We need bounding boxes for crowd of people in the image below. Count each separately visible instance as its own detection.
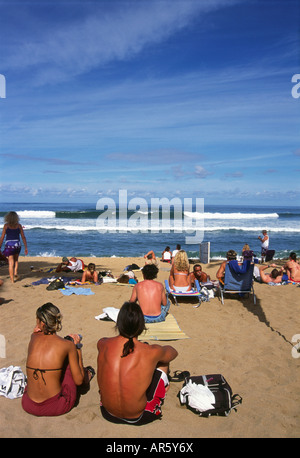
[0,211,299,423]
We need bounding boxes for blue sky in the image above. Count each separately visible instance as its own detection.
[0,0,299,206]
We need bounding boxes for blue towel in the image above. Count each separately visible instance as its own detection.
[228,260,250,274]
[60,286,95,296]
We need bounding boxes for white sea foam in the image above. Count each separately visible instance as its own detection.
[18,210,56,219]
[184,211,279,219]
[22,223,300,233]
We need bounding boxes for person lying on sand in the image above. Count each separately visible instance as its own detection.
[259,264,285,284]
[22,302,94,416]
[129,264,170,323]
[190,264,210,286]
[56,257,84,273]
[97,301,178,425]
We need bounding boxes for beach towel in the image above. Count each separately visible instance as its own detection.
[60,286,95,296]
[32,276,77,286]
[228,260,250,274]
[141,314,189,341]
[0,365,27,399]
[95,309,189,341]
[95,307,120,322]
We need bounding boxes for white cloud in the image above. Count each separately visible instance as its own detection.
[2,0,238,84]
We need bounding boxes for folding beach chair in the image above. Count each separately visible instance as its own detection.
[164,279,202,308]
[219,262,256,305]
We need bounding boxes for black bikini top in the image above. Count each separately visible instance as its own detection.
[26,366,63,385]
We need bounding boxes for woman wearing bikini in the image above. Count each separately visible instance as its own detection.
[81,262,98,283]
[284,252,300,282]
[169,250,191,291]
[22,302,94,416]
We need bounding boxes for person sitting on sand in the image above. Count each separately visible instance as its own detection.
[97,301,178,425]
[161,246,172,263]
[284,252,300,282]
[129,264,170,323]
[169,250,191,292]
[56,257,84,273]
[190,264,209,286]
[171,244,181,262]
[81,263,98,283]
[0,211,28,283]
[22,302,94,417]
[259,264,284,284]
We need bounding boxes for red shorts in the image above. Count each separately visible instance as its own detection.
[100,369,167,425]
[21,365,77,417]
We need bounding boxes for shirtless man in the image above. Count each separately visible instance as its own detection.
[129,264,170,323]
[284,252,300,281]
[190,264,209,286]
[97,301,178,425]
[259,264,284,284]
[216,250,237,284]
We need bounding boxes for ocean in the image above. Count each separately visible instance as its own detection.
[0,202,299,260]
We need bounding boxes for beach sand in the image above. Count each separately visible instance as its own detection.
[0,256,299,439]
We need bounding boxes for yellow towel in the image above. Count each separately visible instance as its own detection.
[140,314,189,341]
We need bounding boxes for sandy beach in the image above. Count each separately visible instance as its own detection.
[0,255,299,439]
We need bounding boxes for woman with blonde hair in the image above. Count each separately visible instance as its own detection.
[0,211,28,283]
[169,250,191,292]
[22,302,94,416]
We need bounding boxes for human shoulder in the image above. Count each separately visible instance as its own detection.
[97,336,112,350]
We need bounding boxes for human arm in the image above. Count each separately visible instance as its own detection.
[144,250,156,259]
[161,284,167,306]
[19,225,28,255]
[155,344,178,365]
[168,266,175,289]
[67,337,85,386]
[129,284,138,302]
[216,262,226,283]
[0,225,7,249]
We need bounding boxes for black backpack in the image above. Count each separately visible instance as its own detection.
[179,373,242,417]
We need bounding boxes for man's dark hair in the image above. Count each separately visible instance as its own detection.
[226,250,237,260]
[270,269,281,279]
[142,264,158,280]
[116,302,146,358]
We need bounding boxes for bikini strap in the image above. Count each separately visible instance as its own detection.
[26,366,62,385]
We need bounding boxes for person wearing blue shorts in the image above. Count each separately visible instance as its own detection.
[129,264,170,323]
